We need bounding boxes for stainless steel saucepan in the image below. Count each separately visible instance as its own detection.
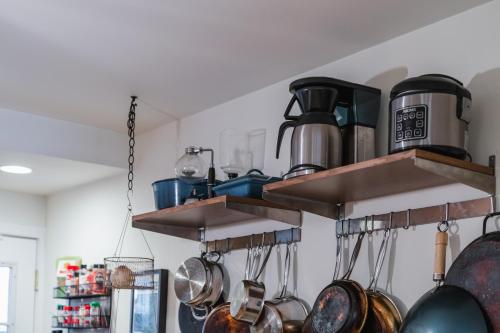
[231,241,274,325]
[174,252,225,319]
[251,242,309,333]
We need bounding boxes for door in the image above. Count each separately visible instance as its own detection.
[0,235,37,333]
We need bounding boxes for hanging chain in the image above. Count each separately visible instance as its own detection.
[127,96,137,204]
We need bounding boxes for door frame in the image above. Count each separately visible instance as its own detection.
[0,261,17,333]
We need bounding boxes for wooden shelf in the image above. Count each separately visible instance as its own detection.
[263,149,495,219]
[132,195,302,240]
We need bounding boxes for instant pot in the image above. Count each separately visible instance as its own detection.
[388,74,472,160]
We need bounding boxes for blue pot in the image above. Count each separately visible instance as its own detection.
[213,174,281,199]
[152,178,221,210]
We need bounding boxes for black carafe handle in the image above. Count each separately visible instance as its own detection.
[284,95,300,120]
[276,120,297,159]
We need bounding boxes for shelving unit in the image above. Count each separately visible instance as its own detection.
[132,195,301,241]
[263,149,495,219]
[52,285,112,332]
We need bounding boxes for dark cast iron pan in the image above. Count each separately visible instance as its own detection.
[400,223,490,333]
[303,231,368,333]
[179,295,225,333]
[446,211,500,332]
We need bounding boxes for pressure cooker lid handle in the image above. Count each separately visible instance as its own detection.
[423,74,464,86]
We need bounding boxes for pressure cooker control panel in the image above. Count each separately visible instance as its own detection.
[394,105,428,142]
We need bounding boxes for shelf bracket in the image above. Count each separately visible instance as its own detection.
[414,157,495,194]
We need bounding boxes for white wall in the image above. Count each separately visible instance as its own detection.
[0,107,128,168]
[0,189,46,333]
[45,1,500,332]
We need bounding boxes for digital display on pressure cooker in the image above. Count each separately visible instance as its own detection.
[394,105,428,142]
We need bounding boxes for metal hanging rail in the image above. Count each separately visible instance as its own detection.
[336,196,495,236]
[200,228,301,253]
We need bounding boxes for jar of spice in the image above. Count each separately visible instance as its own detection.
[64,306,73,326]
[56,305,64,325]
[93,265,106,294]
[79,265,88,295]
[90,302,101,327]
[84,304,91,317]
[72,272,80,296]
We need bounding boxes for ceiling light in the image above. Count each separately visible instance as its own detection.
[0,165,33,174]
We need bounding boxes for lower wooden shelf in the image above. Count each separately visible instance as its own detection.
[132,195,302,241]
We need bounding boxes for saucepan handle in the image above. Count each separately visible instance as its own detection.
[482,211,500,236]
[191,304,209,321]
[433,228,448,283]
[341,231,365,280]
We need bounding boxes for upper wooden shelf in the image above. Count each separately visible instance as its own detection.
[132,195,301,241]
[263,149,495,219]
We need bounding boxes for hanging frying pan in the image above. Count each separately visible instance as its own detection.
[303,231,368,333]
[202,303,252,333]
[400,222,490,333]
[362,218,402,333]
[446,211,500,332]
[179,296,225,333]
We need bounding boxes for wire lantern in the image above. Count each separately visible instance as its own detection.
[105,96,155,291]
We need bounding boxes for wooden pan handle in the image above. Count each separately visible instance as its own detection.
[433,230,448,282]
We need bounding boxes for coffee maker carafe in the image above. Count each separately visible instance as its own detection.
[276,77,343,179]
[276,77,381,179]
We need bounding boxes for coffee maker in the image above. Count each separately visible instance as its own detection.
[276,77,381,179]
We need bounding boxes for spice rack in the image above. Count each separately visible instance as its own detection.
[51,315,111,330]
[52,283,112,332]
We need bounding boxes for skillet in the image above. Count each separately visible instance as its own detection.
[304,231,368,333]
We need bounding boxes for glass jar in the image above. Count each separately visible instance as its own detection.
[79,264,88,295]
[89,302,100,316]
[84,304,91,317]
[56,305,64,325]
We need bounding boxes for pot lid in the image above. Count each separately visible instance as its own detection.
[390,74,471,99]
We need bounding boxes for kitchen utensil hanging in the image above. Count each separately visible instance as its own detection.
[230,237,274,325]
[252,242,309,333]
[303,231,368,333]
[400,216,489,333]
[362,215,402,333]
[446,210,500,332]
[104,96,155,291]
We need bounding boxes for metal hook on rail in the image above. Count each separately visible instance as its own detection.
[387,212,393,231]
[369,215,375,234]
[404,209,411,230]
[345,219,351,237]
[437,203,450,232]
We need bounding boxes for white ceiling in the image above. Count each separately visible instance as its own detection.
[0,0,489,133]
[0,151,124,195]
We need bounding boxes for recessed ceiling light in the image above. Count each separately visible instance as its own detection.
[0,165,33,174]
